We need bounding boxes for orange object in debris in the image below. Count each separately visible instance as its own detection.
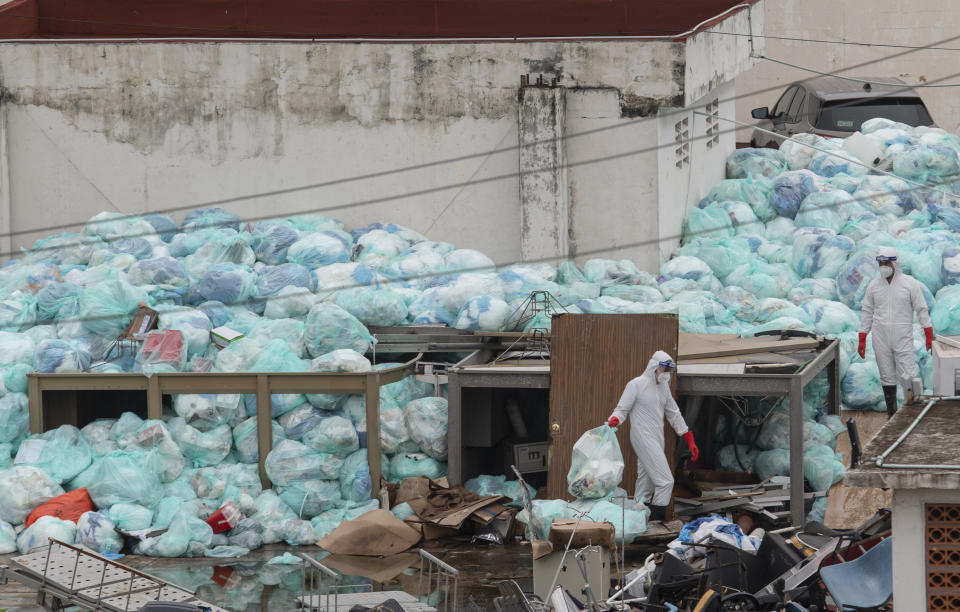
[25,488,95,527]
[205,501,242,534]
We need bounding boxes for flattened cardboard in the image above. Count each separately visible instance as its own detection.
[322,552,418,583]
[318,510,421,556]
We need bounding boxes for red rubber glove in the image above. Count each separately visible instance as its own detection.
[858,332,867,359]
[925,327,934,352]
[607,416,620,428]
[682,431,699,462]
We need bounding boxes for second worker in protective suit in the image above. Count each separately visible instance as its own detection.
[606,350,697,521]
[858,246,933,418]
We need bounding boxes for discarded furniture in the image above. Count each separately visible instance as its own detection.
[818,536,893,611]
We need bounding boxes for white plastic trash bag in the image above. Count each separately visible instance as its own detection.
[567,426,624,499]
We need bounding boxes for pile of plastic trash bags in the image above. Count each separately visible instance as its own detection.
[1,117,958,554]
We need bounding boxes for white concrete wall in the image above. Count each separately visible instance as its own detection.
[656,80,738,262]
[0,27,755,268]
[891,487,960,611]
[735,0,960,140]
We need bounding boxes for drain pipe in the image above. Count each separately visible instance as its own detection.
[874,396,960,468]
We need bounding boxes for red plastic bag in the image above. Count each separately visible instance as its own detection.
[26,488,95,527]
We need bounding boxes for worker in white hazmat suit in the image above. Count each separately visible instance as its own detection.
[606,350,698,521]
[858,246,933,418]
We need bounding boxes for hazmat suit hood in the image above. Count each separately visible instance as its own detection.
[876,246,901,274]
[647,350,675,384]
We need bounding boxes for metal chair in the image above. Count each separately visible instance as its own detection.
[818,537,892,611]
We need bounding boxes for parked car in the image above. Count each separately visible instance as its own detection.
[749,76,934,148]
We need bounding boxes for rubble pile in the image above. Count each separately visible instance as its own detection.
[0,117,957,556]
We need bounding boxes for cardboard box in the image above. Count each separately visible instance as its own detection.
[211,326,244,348]
[504,439,549,474]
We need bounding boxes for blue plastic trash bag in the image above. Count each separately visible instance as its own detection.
[266,440,343,486]
[168,419,233,467]
[725,148,788,180]
[582,259,641,286]
[302,416,359,458]
[893,144,960,182]
[277,480,341,519]
[143,214,177,243]
[181,207,242,232]
[389,452,446,482]
[196,263,257,305]
[17,516,76,553]
[770,170,823,219]
[108,503,154,531]
[808,149,868,178]
[72,451,162,509]
[20,425,93,484]
[304,303,375,358]
[286,232,351,268]
[755,449,791,480]
[0,466,64,525]
[251,223,300,265]
[404,397,448,460]
[837,251,882,309]
[256,263,316,299]
[340,449,378,502]
[453,295,511,332]
[333,287,408,327]
[127,257,190,288]
[278,405,323,441]
[197,301,231,328]
[804,445,846,492]
[567,425,624,499]
[34,339,91,373]
[683,204,734,241]
[36,283,82,323]
[78,279,150,338]
[841,361,885,410]
[407,288,454,325]
[853,175,921,216]
[794,190,852,233]
[779,133,834,171]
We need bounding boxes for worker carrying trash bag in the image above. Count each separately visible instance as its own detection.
[606,350,697,521]
[858,246,933,418]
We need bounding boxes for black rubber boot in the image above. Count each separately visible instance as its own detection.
[649,505,667,521]
[882,385,898,419]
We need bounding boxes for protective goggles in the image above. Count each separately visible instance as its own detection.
[876,255,897,262]
[658,360,677,370]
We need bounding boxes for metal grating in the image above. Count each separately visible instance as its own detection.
[927,504,960,611]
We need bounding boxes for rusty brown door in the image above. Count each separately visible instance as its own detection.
[548,313,680,500]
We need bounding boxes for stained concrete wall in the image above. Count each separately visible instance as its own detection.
[736,0,960,141]
[891,487,960,610]
[0,18,758,269]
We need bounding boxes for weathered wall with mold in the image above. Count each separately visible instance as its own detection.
[0,33,755,269]
[736,0,960,140]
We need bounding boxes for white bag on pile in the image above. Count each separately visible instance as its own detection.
[404,397,448,460]
[0,466,64,525]
[17,516,76,553]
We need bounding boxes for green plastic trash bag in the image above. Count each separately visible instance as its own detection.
[78,279,150,338]
[567,425,624,500]
[389,452,445,482]
[804,445,846,492]
[0,331,36,367]
[302,416,359,458]
[800,299,860,336]
[73,451,162,509]
[464,475,536,508]
[0,291,37,332]
[841,361,885,410]
[304,303,375,359]
[380,405,411,455]
[196,263,257,305]
[265,440,343,486]
[755,449,791,480]
[19,425,93,484]
[68,514,127,556]
[277,479,342,519]
[683,204,734,242]
[233,417,285,463]
[108,503,154,531]
[0,466,64,525]
[251,490,299,544]
[932,285,960,335]
[332,287,409,328]
[17,516,76,553]
[340,450,374,502]
[158,309,212,358]
[173,394,223,432]
[305,349,372,410]
[286,232,351,269]
[717,444,759,472]
[404,397,448,460]
[582,259,641,286]
[726,148,788,180]
[278,404,324,440]
[167,419,233,468]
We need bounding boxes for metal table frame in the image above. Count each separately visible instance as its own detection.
[27,353,421,492]
[677,338,841,525]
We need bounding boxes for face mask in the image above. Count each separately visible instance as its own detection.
[880,266,894,278]
[657,373,671,384]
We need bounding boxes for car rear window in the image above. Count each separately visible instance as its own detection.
[816,97,933,131]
